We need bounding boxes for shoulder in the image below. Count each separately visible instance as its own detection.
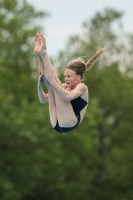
[76,83,88,92]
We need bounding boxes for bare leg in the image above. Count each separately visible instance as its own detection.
[45,84,78,128]
[34,34,57,126]
[35,33,62,85]
[34,34,54,90]
[38,57,44,75]
[38,56,50,86]
[34,33,78,128]
[47,85,57,127]
[34,33,41,55]
[52,88,78,127]
[34,33,53,73]
[34,33,45,75]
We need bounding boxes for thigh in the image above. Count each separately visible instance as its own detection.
[46,85,57,127]
[52,89,78,127]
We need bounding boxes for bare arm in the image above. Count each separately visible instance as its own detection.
[44,68,87,100]
[51,81,87,101]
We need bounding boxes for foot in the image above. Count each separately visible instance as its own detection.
[34,33,41,55]
[34,33,47,57]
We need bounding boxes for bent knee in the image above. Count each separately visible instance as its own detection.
[58,117,78,128]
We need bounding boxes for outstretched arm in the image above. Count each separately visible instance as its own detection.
[37,74,48,104]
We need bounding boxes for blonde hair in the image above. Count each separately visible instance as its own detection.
[66,46,108,81]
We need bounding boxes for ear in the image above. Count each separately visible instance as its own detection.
[76,75,81,81]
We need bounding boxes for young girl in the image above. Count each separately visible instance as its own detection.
[34,33,107,133]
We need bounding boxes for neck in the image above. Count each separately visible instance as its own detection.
[70,82,80,90]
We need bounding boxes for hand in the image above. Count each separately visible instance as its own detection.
[44,68,56,84]
[37,72,43,87]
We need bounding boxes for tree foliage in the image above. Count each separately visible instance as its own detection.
[0,1,133,199]
[57,7,133,200]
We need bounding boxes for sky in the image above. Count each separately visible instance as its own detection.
[27,0,133,56]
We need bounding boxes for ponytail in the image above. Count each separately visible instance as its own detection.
[85,46,109,72]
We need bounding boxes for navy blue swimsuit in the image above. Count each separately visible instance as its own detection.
[54,96,88,133]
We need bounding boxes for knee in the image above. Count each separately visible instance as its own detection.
[58,117,77,127]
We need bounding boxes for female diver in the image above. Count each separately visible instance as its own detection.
[34,33,107,133]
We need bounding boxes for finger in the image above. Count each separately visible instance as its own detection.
[44,69,49,76]
[39,71,43,75]
[44,69,47,74]
[44,68,49,73]
[45,68,51,74]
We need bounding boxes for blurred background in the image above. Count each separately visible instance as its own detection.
[0,0,133,199]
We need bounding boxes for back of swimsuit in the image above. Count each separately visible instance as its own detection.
[54,96,88,133]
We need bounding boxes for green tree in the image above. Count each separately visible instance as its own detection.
[56,8,133,200]
[1,3,133,199]
[0,0,53,199]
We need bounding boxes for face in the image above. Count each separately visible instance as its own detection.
[64,69,80,88]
